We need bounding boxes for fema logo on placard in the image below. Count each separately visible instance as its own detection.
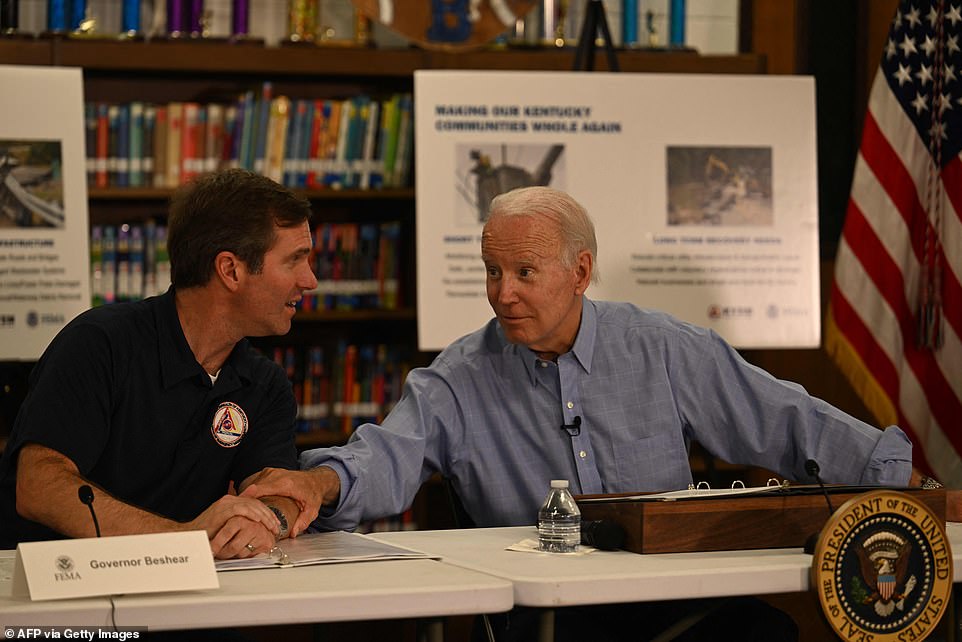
[26,311,38,328]
[811,490,952,642]
[54,555,81,581]
[211,401,248,448]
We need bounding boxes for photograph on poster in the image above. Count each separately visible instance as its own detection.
[666,145,773,227]
[454,142,566,225]
[0,139,64,229]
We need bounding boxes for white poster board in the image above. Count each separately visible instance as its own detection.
[0,66,90,360]
[416,70,819,351]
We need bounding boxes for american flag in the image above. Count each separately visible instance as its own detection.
[826,1,962,484]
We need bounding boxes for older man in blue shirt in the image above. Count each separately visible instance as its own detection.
[249,185,951,640]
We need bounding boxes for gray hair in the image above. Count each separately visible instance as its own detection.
[487,186,599,283]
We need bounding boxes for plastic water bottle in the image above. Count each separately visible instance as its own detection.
[538,479,581,553]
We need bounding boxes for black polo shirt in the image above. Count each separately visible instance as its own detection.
[0,288,298,546]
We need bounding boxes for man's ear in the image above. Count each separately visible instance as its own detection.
[214,251,243,291]
[573,249,593,295]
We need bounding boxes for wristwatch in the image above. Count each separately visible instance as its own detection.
[267,505,290,538]
[920,475,944,489]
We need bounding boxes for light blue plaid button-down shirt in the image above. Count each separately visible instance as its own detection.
[302,298,912,529]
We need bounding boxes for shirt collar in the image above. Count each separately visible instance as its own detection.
[512,296,597,385]
[156,287,254,390]
[570,298,596,374]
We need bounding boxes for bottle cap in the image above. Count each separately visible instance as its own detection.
[550,479,569,488]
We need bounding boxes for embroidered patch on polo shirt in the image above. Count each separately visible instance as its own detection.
[211,402,249,448]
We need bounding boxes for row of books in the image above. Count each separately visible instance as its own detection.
[270,343,412,437]
[303,221,403,311]
[84,85,414,191]
[88,219,406,310]
[90,222,171,307]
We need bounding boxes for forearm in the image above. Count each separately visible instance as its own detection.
[16,444,183,538]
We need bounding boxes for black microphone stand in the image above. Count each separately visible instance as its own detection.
[803,460,836,554]
[78,484,101,538]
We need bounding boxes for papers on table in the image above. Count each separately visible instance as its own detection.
[215,530,436,572]
[577,484,786,504]
[577,483,889,504]
[645,485,786,500]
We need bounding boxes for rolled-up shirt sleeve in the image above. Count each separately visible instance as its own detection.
[858,425,913,486]
[297,456,354,527]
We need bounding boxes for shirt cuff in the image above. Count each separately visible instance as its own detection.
[322,460,352,517]
[298,450,354,518]
[862,425,913,486]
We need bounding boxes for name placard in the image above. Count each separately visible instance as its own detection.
[12,531,219,601]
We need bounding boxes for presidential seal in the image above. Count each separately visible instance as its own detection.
[210,402,248,448]
[811,490,952,641]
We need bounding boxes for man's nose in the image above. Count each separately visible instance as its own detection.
[300,264,318,290]
[497,276,519,303]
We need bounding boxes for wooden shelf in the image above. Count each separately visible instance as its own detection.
[0,37,765,77]
[0,37,53,65]
[56,39,425,77]
[87,187,416,201]
[424,48,766,74]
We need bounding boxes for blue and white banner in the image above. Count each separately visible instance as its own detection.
[0,66,90,360]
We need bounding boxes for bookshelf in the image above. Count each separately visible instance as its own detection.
[0,38,766,75]
[0,37,767,524]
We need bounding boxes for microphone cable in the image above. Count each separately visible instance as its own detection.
[803,459,836,554]
[79,485,118,631]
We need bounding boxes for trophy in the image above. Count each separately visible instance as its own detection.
[0,0,29,37]
[120,0,143,38]
[286,0,318,43]
[621,0,637,47]
[229,0,263,44]
[45,0,69,34]
[188,0,205,37]
[166,0,187,38]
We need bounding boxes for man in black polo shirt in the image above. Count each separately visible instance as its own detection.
[0,169,316,558]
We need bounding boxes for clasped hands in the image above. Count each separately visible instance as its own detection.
[189,493,279,559]
[194,467,337,559]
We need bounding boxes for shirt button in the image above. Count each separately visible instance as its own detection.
[566,401,574,409]
[539,361,548,368]
[579,450,587,459]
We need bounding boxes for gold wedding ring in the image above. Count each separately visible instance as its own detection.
[245,542,255,552]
